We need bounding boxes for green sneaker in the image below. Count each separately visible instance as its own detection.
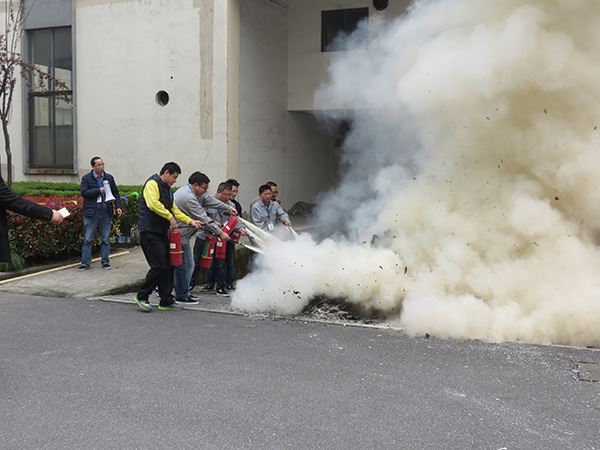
[133,296,152,312]
[158,302,184,311]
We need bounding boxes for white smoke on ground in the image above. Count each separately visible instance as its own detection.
[232,0,600,347]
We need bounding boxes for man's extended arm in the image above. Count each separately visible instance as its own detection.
[142,180,172,220]
[200,193,237,214]
[0,176,53,221]
[275,202,290,225]
[0,177,62,223]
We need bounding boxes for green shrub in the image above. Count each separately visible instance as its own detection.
[11,181,143,197]
[8,195,84,261]
[0,248,26,272]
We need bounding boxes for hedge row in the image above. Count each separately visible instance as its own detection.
[11,181,144,198]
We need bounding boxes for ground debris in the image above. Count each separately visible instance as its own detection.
[301,295,392,324]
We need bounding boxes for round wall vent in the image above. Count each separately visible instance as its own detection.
[156,90,170,106]
[373,0,389,11]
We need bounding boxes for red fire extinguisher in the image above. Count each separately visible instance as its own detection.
[215,215,239,260]
[215,237,227,260]
[199,235,217,269]
[169,229,183,266]
[199,215,240,268]
[221,215,239,236]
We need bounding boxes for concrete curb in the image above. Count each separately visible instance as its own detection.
[94,292,400,331]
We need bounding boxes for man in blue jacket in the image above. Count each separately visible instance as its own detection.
[78,156,122,271]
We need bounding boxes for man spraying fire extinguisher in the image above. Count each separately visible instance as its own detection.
[203,181,248,297]
[132,162,203,313]
[173,171,236,304]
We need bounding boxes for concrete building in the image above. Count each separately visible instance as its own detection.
[1,0,408,208]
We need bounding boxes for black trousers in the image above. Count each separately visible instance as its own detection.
[137,231,173,306]
[207,257,227,290]
[225,241,236,285]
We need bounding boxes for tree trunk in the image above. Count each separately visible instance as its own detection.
[2,118,12,188]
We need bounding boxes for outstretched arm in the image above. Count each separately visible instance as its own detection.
[0,176,53,221]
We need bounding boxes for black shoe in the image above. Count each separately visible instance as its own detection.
[203,283,214,291]
[77,264,89,271]
[187,294,200,301]
[177,297,199,305]
[215,288,230,297]
[102,263,112,270]
[226,284,234,291]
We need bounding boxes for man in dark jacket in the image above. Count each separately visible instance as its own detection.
[0,175,64,262]
[133,162,202,312]
[78,156,122,271]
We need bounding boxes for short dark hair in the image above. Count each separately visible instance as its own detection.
[266,181,278,188]
[259,184,272,195]
[226,178,240,187]
[90,156,102,167]
[159,162,181,176]
[188,171,210,186]
[217,181,234,193]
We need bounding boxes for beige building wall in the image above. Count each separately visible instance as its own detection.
[238,0,335,210]
[288,0,410,111]
[2,0,236,188]
[75,0,231,186]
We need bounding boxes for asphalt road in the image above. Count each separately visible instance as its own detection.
[1,294,599,449]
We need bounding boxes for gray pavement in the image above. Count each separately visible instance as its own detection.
[0,293,599,449]
[0,247,149,298]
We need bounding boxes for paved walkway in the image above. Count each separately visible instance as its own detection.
[0,245,237,312]
[0,247,148,298]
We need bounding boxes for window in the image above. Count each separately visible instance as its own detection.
[27,27,73,168]
[321,8,369,52]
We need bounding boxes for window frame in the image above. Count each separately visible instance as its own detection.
[26,26,74,170]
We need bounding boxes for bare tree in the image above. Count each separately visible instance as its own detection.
[0,0,69,187]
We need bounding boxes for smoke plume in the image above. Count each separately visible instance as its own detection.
[232,0,600,347]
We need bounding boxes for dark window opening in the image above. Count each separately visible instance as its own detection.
[321,8,369,52]
[27,27,73,169]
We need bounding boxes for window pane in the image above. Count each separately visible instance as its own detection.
[30,29,52,91]
[53,28,72,90]
[321,8,369,52]
[54,97,73,166]
[28,27,74,168]
[32,96,53,166]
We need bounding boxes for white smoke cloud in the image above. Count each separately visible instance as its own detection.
[232,0,600,347]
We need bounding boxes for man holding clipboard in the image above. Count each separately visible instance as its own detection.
[78,156,122,271]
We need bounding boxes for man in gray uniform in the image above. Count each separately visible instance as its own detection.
[203,181,247,296]
[173,171,235,303]
[251,184,291,231]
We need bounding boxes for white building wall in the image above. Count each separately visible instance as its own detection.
[75,0,230,186]
[288,0,410,111]
[1,0,233,187]
[238,0,335,210]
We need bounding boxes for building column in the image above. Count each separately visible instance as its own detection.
[226,0,240,180]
